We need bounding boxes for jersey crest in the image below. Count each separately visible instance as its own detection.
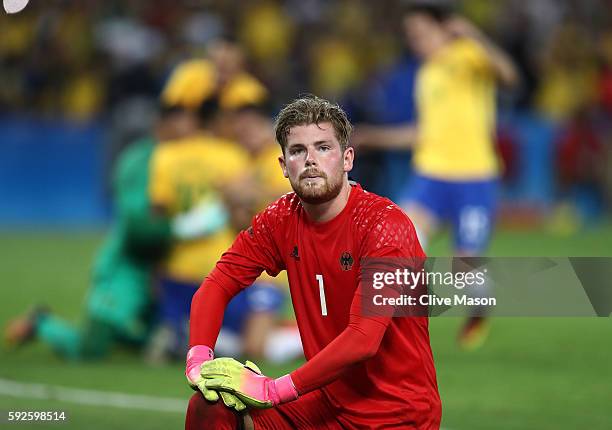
[340,251,354,271]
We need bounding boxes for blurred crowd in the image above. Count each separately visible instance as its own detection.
[1,0,612,224]
[1,0,610,120]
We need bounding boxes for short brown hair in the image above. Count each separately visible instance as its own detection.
[274,95,353,153]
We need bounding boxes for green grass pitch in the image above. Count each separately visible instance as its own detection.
[0,224,611,429]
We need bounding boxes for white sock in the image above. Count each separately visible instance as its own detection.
[466,269,493,317]
[214,328,243,357]
[264,326,304,364]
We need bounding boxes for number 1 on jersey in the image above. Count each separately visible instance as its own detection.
[316,274,328,316]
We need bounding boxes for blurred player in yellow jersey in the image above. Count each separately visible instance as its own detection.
[210,40,303,363]
[217,71,303,365]
[353,2,518,349]
[147,59,301,363]
[223,102,292,228]
[207,39,301,362]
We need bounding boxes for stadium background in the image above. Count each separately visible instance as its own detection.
[0,0,611,428]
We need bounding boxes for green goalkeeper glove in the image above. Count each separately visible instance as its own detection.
[185,346,246,412]
[201,357,298,409]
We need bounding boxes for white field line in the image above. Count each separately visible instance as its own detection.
[0,378,186,413]
[0,378,454,428]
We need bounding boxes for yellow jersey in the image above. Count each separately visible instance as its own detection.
[149,135,249,283]
[250,143,291,288]
[414,38,498,180]
[252,143,291,210]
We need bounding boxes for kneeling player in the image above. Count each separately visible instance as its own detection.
[185,96,441,429]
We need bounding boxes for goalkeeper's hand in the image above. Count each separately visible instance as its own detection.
[185,346,247,412]
[201,357,298,409]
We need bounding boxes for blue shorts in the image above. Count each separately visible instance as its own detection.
[399,173,499,253]
[158,279,284,340]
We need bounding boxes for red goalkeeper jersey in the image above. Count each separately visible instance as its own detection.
[190,183,441,428]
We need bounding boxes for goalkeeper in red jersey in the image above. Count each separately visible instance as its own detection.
[185,96,441,429]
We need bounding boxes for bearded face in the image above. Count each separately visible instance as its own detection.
[280,122,352,206]
[289,163,344,204]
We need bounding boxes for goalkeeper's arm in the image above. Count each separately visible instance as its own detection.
[351,123,417,150]
[201,291,391,408]
[289,304,389,394]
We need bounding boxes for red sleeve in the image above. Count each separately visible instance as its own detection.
[189,208,286,348]
[290,207,424,394]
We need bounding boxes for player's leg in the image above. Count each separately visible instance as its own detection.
[262,322,303,364]
[452,256,490,350]
[59,240,153,359]
[145,277,198,363]
[4,253,147,360]
[399,174,446,250]
[242,282,303,363]
[450,178,498,349]
[4,306,117,360]
[186,389,343,429]
[81,252,152,358]
[184,392,297,430]
[216,282,302,363]
[170,283,282,361]
[250,389,344,429]
[241,282,284,358]
[4,306,80,359]
[185,391,248,430]
[451,180,497,256]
